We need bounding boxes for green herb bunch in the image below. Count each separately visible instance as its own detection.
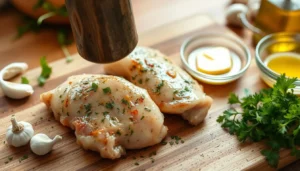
[217,75,300,168]
[33,0,68,25]
[16,0,73,63]
[17,0,68,38]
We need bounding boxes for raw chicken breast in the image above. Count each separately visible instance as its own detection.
[40,74,167,159]
[105,47,213,125]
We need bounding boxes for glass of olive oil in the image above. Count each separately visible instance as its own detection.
[253,0,300,42]
[256,32,300,94]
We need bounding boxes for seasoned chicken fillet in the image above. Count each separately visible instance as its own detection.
[105,47,213,125]
[40,75,167,159]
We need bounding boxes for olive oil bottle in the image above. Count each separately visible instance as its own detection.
[254,0,300,42]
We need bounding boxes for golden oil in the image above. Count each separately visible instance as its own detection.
[266,40,300,54]
[254,0,300,42]
[265,52,300,78]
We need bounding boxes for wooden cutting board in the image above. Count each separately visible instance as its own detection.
[0,14,297,171]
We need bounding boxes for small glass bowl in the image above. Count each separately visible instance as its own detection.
[180,33,251,85]
[255,32,300,95]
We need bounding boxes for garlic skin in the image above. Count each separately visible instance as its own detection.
[0,62,34,99]
[6,116,34,147]
[225,3,249,27]
[30,134,62,156]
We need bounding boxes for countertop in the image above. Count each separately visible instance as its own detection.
[0,0,298,170]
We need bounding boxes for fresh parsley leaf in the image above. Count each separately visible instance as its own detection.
[33,0,45,10]
[15,17,40,39]
[90,83,98,92]
[122,99,129,105]
[103,87,111,94]
[40,57,52,78]
[228,93,240,104]
[217,74,300,168]
[34,0,68,17]
[155,81,164,94]
[84,103,92,112]
[103,111,109,116]
[144,107,151,112]
[41,1,56,11]
[38,56,52,86]
[17,1,69,38]
[291,147,300,158]
[105,102,114,109]
[84,103,92,116]
[56,6,68,17]
[21,77,29,84]
[261,150,280,168]
[57,29,73,46]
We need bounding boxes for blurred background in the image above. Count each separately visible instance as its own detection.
[0,0,232,69]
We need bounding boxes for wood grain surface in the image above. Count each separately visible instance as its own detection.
[0,13,298,171]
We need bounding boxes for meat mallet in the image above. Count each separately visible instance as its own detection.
[65,0,138,63]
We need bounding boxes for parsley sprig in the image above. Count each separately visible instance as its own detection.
[38,57,52,86]
[21,77,29,84]
[16,17,40,39]
[34,0,68,25]
[217,74,300,168]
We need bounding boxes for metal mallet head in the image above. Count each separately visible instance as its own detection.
[65,0,138,63]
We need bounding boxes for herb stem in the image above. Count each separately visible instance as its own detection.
[37,12,56,25]
[61,45,73,63]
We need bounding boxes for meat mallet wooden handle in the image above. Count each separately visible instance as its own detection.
[65,0,138,63]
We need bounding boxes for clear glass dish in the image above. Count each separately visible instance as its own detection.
[255,32,300,94]
[180,33,251,85]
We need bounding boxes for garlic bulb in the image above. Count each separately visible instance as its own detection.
[30,134,62,155]
[6,116,34,147]
[0,63,34,99]
[225,3,249,27]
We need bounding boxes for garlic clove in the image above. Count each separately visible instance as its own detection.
[225,3,249,27]
[0,62,34,99]
[6,116,34,147]
[30,133,62,156]
[1,63,28,80]
[0,81,34,99]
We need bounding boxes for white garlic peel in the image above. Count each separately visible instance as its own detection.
[6,116,34,147]
[30,134,62,155]
[0,62,34,99]
[225,3,249,27]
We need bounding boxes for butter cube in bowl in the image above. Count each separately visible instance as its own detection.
[180,33,251,85]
